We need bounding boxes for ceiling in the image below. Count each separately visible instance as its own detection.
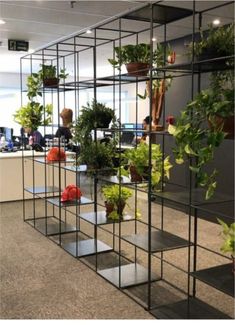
[0,0,234,75]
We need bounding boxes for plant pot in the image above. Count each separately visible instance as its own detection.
[125,62,149,77]
[104,200,126,218]
[43,78,59,87]
[117,200,126,216]
[105,201,114,215]
[197,49,228,61]
[208,115,234,139]
[129,165,143,182]
[96,115,113,128]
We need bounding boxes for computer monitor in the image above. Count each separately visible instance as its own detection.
[5,128,13,141]
[0,127,13,141]
[136,123,143,137]
[122,123,134,129]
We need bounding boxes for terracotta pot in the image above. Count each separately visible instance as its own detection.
[129,165,143,182]
[125,62,149,77]
[105,201,114,215]
[208,115,234,139]
[43,77,59,87]
[104,200,126,218]
[117,200,126,216]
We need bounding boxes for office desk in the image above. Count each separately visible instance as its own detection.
[0,151,75,202]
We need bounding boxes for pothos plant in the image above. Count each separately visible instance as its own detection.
[14,69,53,130]
[168,68,234,199]
[217,218,235,261]
[188,23,234,59]
[122,142,172,190]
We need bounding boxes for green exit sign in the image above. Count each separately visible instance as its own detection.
[8,39,29,52]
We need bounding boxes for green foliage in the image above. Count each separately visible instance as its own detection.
[102,185,133,220]
[217,218,235,256]
[108,43,173,70]
[72,99,117,170]
[38,64,68,80]
[168,89,230,200]
[13,102,53,131]
[102,184,132,204]
[77,140,116,170]
[73,99,116,144]
[169,47,234,200]
[124,142,172,189]
[188,23,234,58]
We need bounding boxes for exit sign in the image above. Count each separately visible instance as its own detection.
[8,39,29,52]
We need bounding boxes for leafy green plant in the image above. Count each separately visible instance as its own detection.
[108,43,173,70]
[38,64,68,80]
[101,184,133,220]
[14,65,55,130]
[168,67,234,200]
[188,23,234,59]
[73,99,116,144]
[72,99,117,170]
[77,140,116,170]
[217,218,235,256]
[13,101,53,131]
[123,142,172,189]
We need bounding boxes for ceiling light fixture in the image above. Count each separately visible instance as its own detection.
[152,37,157,42]
[0,19,6,25]
[86,29,92,34]
[213,19,220,26]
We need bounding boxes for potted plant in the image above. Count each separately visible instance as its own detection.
[38,64,68,87]
[72,99,117,171]
[101,184,133,220]
[108,43,174,77]
[188,23,234,60]
[74,99,116,138]
[76,140,116,170]
[168,68,234,200]
[14,70,53,132]
[217,218,235,273]
[123,142,172,189]
[13,101,53,131]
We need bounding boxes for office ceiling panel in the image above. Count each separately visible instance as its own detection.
[0,1,234,74]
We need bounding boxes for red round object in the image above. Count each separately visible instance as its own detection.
[166,115,175,125]
[61,185,82,202]
[46,147,66,162]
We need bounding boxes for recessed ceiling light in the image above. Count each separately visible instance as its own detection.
[213,19,220,26]
[152,37,157,42]
[0,19,6,25]
[86,29,92,34]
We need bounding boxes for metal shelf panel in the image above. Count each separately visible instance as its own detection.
[46,196,93,207]
[122,230,190,253]
[26,216,76,236]
[61,239,112,257]
[79,211,134,225]
[191,263,234,297]
[152,186,233,207]
[150,298,231,319]
[24,186,60,194]
[34,157,75,164]
[98,263,159,288]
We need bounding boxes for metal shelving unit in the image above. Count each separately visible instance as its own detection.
[20,0,234,319]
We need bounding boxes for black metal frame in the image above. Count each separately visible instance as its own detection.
[20,0,234,319]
